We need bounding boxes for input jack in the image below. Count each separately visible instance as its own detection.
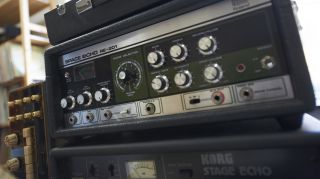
[103,110,113,120]
[145,103,156,115]
[68,115,78,125]
[239,87,254,101]
[261,56,275,70]
[86,112,95,122]
[211,91,225,105]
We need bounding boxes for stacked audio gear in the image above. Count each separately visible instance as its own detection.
[4,83,48,179]
[50,124,320,179]
[45,0,314,138]
[45,0,174,45]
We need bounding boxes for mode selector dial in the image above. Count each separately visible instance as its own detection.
[60,96,76,110]
[147,51,165,68]
[198,36,217,55]
[174,70,192,88]
[94,88,111,103]
[77,91,92,106]
[204,64,223,83]
[151,75,169,93]
[170,44,188,62]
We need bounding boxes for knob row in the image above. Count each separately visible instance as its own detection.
[147,36,217,68]
[152,64,223,93]
[61,88,111,110]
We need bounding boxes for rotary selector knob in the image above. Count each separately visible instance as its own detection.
[170,44,188,62]
[94,88,111,103]
[4,133,19,147]
[147,51,165,68]
[60,96,76,110]
[203,64,223,83]
[151,75,169,93]
[198,36,217,55]
[77,91,92,106]
[5,158,20,172]
[174,70,192,88]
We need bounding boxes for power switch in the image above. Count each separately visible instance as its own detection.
[179,169,194,178]
[189,98,201,105]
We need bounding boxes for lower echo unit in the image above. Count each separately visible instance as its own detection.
[45,0,315,138]
[50,128,320,179]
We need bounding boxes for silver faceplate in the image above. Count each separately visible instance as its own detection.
[66,75,294,128]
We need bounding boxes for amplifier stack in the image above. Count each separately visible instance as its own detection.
[45,0,314,138]
[26,0,319,178]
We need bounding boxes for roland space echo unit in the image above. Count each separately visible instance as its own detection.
[45,0,315,138]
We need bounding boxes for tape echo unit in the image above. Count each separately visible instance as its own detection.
[45,0,315,137]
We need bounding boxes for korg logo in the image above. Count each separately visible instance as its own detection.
[201,153,235,176]
[201,153,234,165]
[200,153,273,177]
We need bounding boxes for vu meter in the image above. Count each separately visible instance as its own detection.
[126,161,157,179]
[115,61,143,92]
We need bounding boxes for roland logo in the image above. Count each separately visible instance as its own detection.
[201,153,234,165]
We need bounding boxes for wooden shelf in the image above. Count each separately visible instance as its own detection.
[0,0,49,27]
[0,77,24,87]
[29,23,47,35]
[14,34,49,47]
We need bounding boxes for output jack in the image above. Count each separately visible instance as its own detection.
[261,56,275,70]
[68,115,77,125]
[145,103,156,115]
[239,87,254,101]
[211,91,225,105]
[86,112,95,122]
[103,110,113,120]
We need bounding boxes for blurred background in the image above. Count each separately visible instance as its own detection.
[0,0,319,174]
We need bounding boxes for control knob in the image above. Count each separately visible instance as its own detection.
[94,88,111,103]
[203,64,223,83]
[60,96,76,109]
[4,133,19,147]
[151,75,169,93]
[77,91,93,106]
[198,36,217,55]
[170,44,188,62]
[147,51,165,68]
[174,70,192,88]
[5,158,20,172]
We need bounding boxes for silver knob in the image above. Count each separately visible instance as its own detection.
[174,70,192,88]
[60,96,76,110]
[94,88,111,103]
[203,64,223,83]
[170,44,188,62]
[77,91,92,106]
[147,51,165,68]
[198,36,217,55]
[151,75,169,93]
